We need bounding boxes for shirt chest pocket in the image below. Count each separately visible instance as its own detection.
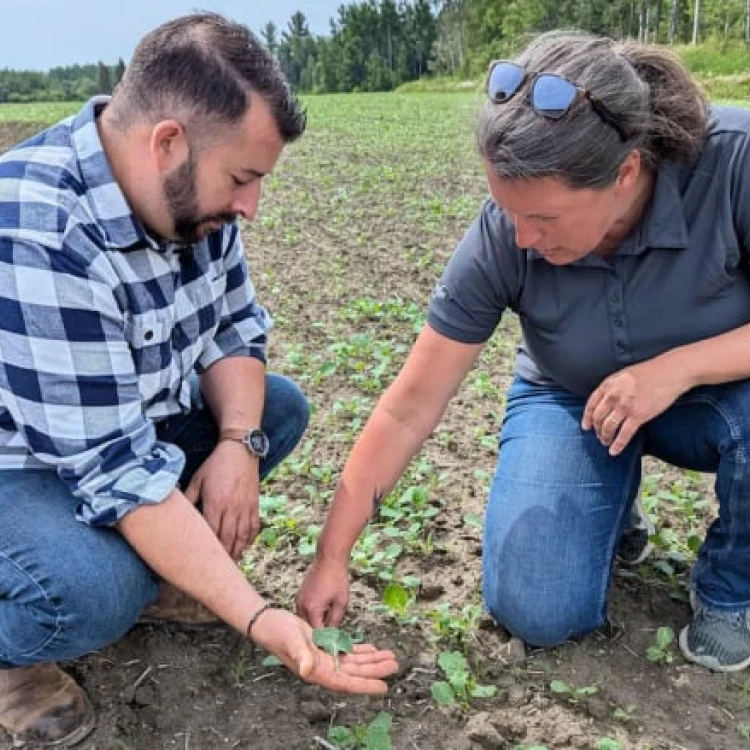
[124,309,175,377]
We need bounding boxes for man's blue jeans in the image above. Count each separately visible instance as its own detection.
[483,376,750,647]
[0,374,309,668]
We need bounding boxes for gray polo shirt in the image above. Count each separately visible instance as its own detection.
[427,106,750,397]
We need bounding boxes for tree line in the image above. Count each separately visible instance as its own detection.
[0,0,749,101]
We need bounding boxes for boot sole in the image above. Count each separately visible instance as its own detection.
[10,693,95,748]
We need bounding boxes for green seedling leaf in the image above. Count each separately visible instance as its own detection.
[431,681,455,705]
[549,680,571,694]
[400,575,421,588]
[438,650,468,676]
[576,685,599,697]
[598,739,622,750]
[262,655,283,667]
[437,651,469,698]
[470,683,498,698]
[462,513,483,529]
[328,725,356,747]
[655,626,675,649]
[613,705,635,721]
[364,712,393,750]
[382,583,410,613]
[313,627,355,657]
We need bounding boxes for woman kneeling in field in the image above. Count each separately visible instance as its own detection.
[298,29,750,673]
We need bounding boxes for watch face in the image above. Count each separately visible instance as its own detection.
[248,430,270,457]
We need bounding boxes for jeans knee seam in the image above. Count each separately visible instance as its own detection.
[681,394,746,566]
[597,449,642,616]
[0,550,63,661]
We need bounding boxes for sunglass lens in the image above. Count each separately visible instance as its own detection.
[488,63,524,102]
[532,74,577,118]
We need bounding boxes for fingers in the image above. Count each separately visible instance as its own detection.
[581,388,602,431]
[295,589,327,627]
[339,648,400,676]
[308,608,327,629]
[608,417,639,457]
[248,506,261,546]
[328,598,348,627]
[310,650,400,695]
[183,477,201,506]
[351,644,377,654]
[231,514,252,561]
[598,410,625,443]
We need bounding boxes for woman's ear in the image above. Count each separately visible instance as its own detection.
[616,149,642,191]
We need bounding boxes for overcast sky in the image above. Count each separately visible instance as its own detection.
[0,0,339,70]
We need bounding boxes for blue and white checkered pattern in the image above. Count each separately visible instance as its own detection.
[0,98,271,525]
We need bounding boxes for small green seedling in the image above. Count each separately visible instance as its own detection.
[431,650,497,707]
[313,627,355,672]
[328,711,393,750]
[549,679,599,701]
[375,581,418,624]
[261,627,355,672]
[598,739,622,750]
[613,705,636,722]
[646,626,676,664]
[427,602,482,647]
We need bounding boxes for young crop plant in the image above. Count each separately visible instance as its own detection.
[549,679,599,702]
[646,626,676,665]
[427,602,483,648]
[431,650,498,708]
[327,711,393,750]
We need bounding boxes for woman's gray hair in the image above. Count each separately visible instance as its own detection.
[477,31,709,188]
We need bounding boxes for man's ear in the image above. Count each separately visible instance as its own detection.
[150,120,189,173]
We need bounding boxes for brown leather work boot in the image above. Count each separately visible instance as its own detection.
[0,663,95,747]
[139,582,220,626]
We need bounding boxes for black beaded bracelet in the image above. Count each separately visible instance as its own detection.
[246,603,273,638]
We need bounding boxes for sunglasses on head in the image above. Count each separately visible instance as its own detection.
[486,60,628,142]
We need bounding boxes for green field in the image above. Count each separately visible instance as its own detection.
[0,90,746,749]
[0,101,82,122]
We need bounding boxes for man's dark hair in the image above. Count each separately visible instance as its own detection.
[110,12,305,143]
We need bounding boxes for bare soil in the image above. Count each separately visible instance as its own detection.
[1,112,748,750]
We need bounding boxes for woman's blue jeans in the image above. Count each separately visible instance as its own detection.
[483,376,750,647]
[0,374,309,668]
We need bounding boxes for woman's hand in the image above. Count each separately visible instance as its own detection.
[582,357,692,455]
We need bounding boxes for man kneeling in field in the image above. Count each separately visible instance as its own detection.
[0,13,397,747]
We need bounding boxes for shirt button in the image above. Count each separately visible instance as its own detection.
[144,330,154,341]
[613,318,623,327]
[616,340,626,351]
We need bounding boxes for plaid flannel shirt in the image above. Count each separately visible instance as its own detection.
[0,98,271,525]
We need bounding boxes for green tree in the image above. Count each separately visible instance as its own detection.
[113,58,126,88]
[261,21,279,56]
[97,62,112,94]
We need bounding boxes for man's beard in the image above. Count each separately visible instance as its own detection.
[163,149,236,245]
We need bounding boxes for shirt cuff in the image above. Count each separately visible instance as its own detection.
[75,441,185,526]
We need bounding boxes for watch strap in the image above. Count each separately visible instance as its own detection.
[218,429,249,443]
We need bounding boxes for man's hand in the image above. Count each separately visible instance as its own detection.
[582,357,691,456]
[251,608,399,694]
[297,557,351,627]
[184,441,260,560]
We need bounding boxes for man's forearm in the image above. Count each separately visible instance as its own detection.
[118,489,265,633]
[200,356,266,430]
